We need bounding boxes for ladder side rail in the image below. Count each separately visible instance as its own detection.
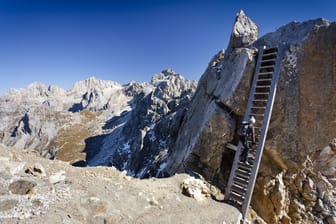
[224,46,265,201]
[241,46,284,222]
[242,46,267,123]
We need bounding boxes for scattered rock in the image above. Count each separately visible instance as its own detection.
[32,199,42,207]
[326,216,336,224]
[282,215,291,224]
[80,196,109,223]
[330,139,336,151]
[0,185,8,195]
[0,160,26,175]
[25,163,46,177]
[314,199,324,212]
[0,199,18,211]
[180,177,211,202]
[49,171,66,184]
[148,196,160,206]
[313,144,336,180]
[8,179,36,195]
[316,178,329,199]
[302,177,317,202]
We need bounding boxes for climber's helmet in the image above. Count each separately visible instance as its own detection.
[249,116,256,125]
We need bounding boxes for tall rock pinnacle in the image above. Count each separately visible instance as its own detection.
[228,10,259,49]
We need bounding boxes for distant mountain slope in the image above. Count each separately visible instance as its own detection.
[0,69,196,178]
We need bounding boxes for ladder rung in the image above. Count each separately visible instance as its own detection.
[264,47,278,52]
[254,92,269,95]
[232,185,246,195]
[248,153,256,159]
[229,192,245,204]
[238,160,253,167]
[256,85,271,88]
[255,125,263,129]
[257,78,272,82]
[252,99,268,102]
[249,113,265,117]
[233,177,249,187]
[251,106,266,109]
[261,59,276,63]
[249,151,256,157]
[247,150,257,157]
[237,168,251,175]
[259,65,274,69]
[247,160,255,166]
[236,168,252,177]
[236,165,251,173]
[236,169,250,179]
[238,164,252,172]
[258,72,273,75]
[262,52,277,57]
[247,154,256,160]
[247,140,258,143]
[249,149,258,155]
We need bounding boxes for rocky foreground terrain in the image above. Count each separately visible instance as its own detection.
[0,145,242,224]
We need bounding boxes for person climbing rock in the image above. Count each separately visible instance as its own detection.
[239,116,256,164]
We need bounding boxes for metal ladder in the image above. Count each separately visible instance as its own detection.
[224,45,284,223]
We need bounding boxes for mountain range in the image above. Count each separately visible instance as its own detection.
[0,68,196,179]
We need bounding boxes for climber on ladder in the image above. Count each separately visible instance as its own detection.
[239,116,256,164]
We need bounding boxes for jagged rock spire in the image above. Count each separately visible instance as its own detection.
[228,10,259,49]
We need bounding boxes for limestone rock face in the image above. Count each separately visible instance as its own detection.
[256,18,336,164]
[166,47,256,185]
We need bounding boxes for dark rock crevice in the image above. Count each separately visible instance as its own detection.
[11,113,32,137]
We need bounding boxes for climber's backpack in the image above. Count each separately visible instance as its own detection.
[238,122,249,137]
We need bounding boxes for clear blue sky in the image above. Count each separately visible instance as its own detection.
[0,0,335,94]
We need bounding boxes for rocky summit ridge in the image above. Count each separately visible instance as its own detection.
[1,10,336,224]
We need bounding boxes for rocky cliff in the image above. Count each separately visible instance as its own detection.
[165,11,336,224]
